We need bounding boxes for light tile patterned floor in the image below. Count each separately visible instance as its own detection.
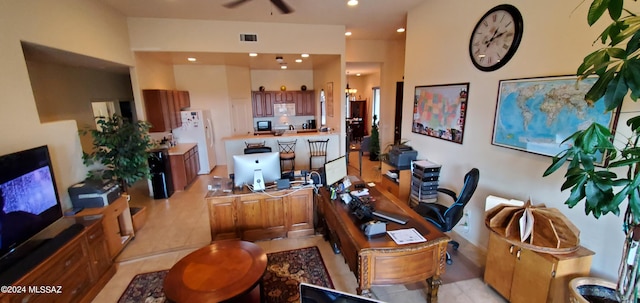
[92,157,505,303]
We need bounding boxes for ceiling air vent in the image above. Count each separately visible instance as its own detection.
[240,34,258,42]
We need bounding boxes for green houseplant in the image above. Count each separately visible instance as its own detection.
[543,1,640,301]
[370,115,381,161]
[81,114,154,192]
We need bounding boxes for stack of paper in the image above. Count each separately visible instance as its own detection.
[387,228,427,245]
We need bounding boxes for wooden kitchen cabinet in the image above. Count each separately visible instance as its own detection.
[274,91,294,103]
[295,90,315,116]
[484,232,594,303]
[169,144,199,191]
[206,188,314,241]
[143,89,191,132]
[252,91,274,117]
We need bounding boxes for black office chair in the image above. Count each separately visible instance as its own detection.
[413,168,479,265]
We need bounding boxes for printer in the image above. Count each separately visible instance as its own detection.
[388,145,418,169]
[68,179,122,208]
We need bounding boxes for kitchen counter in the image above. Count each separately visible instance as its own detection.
[223,132,340,172]
[167,143,197,155]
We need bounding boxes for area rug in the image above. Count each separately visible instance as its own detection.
[118,246,333,303]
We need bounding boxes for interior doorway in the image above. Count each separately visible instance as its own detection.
[394,82,404,144]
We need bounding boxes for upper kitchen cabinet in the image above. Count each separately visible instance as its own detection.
[295,90,315,116]
[175,90,191,110]
[252,91,274,117]
[143,89,191,132]
[274,91,294,104]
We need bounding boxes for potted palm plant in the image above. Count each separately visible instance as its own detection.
[80,114,154,192]
[543,1,640,301]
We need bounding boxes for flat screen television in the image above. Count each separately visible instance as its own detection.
[324,156,347,188]
[233,152,281,190]
[0,145,63,259]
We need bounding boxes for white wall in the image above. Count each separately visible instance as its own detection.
[405,0,628,280]
[0,0,134,209]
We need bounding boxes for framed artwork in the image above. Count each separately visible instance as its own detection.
[492,75,620,166]
[412,83,469,144]
[326,82,334,117]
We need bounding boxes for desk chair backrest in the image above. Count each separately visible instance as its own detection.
[436,168,479,231]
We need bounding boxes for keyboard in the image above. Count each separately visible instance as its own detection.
[372,210,409,225]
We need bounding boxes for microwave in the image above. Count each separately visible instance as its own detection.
[256,121,272,131]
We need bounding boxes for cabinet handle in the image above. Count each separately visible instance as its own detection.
[509,245,514,254]
[516,249,522,260]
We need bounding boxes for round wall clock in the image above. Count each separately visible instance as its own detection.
[469,4,523,72]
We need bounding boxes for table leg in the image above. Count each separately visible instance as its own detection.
[426,276,442,303]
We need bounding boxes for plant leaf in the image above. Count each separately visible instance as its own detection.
[608,0,623,20]
[589,0,610,26]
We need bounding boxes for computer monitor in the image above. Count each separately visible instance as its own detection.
[233,152,281,190]
[300,283,386,303]
[324,156,347,188]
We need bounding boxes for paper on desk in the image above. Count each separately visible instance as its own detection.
[387,228,427,245]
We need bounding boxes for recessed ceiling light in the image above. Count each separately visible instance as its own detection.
[249,53,258,57]
[281,65,288,69]
[301,54,309,58]
[187,57,197,62]
[356,73,361,76]
[295,59,302,63]
[397,28,406,33]
[347,0,358,6]
[345,31,352,36]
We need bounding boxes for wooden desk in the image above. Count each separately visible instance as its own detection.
[164,240,267,303]
[205,187,314,241]
[317,184,450,300]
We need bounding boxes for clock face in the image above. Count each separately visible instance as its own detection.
[469,5,523,71]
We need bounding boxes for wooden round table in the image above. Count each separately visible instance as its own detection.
[163,240,267,303]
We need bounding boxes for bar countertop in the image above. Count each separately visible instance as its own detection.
[222,130,332,141]
[167,143,197,155]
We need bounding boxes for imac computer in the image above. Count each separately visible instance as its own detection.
[324,156,347,188]
[300,283,386,303]
[233,152,281,190]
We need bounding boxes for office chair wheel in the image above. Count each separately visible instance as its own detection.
[452,240,460,250]
[446,252,453,265]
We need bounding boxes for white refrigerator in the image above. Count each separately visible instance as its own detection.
[173,109,217,174]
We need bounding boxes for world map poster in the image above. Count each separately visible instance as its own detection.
[492,75,619,165]
[412,83,469,144]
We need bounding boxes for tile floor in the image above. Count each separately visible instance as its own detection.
[92,153,506,303]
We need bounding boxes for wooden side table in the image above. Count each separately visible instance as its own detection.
[164,240,267,303]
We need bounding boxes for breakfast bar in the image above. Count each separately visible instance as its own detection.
[223,132,341,172]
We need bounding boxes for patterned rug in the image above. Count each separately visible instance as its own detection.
[118,246,333,303]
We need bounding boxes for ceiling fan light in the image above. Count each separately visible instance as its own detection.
[276,56,284,63]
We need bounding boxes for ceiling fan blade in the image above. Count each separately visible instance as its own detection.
[223,0,251,9]
[270,0,293,14]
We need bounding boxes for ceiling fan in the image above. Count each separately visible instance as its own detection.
[223,0,294,14]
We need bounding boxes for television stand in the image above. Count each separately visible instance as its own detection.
[73,194,134,259]
[0,217,115,303]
